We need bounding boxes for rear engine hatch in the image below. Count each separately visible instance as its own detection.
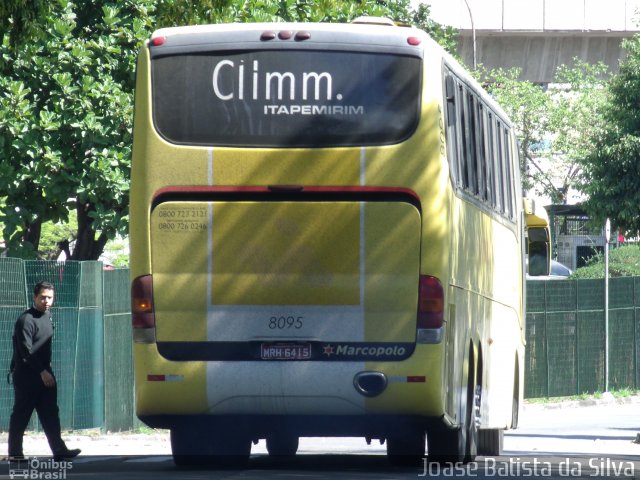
[150,194,421,361]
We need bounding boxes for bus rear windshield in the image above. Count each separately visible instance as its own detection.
[151,50,421,147]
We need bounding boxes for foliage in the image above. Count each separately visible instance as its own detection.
[580,35,640,235]
[102,237,130,267]
[570,244,640,279]
[1,0,452,260]
[153,0,458,55]
[0,0,155,259]
[39,215,78,260]
[0,0,50,47]
[477,61,609,204]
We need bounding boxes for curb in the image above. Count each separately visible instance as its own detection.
[523,393,640,411]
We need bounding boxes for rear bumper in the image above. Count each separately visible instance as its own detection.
[139,413,444,438]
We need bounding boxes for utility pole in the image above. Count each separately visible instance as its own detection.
[604,218,610,392]
[463,0,477,69]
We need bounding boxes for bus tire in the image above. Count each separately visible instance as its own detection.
[428,367,479,463]
[426,422,465,464]
[386,428,426,466]
[512,366,520,429]
[464,384,480,463]
[266,434,299,457]
[478,429,503,456]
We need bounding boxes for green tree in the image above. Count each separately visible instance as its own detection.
[571,244,640,279]
[0,0,50,47]
[1,0,451,260]
[580,35,640,235]
[0,0,155,259]
[152,0,457,54]
[39,216,78,260]
[478,61,608,204]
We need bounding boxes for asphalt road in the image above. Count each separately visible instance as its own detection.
[2,397,639,479]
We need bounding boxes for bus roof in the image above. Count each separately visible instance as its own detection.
[149,20,431,57]
[523,198,550,228]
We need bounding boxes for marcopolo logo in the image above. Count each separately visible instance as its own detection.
[322,343,410,360]
[8,457,73,480]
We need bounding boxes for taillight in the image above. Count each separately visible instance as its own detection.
[417,275,444,329]
[131,275,155,330]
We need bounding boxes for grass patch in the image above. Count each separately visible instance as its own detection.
[526,388,640,403]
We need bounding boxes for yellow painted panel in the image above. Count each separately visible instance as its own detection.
[213,148,361,186]
[134,344,207,415]
[212,202,359,305]
[150,203,209,342]
[364,345,445,415]
[364,202,422,343]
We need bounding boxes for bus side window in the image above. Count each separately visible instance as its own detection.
[459,84,470,190]
[445,74,460,186]
[465,92,478,196]
[476,103,487,202]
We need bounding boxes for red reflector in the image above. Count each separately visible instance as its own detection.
[407,37,422,46]
[278,30,293,40]
[131,275,156,329]
[147,374,165,382]
[417,275,444,329]
[407,376,426,383]
[261,31,276,41]
[295,31,311,41]
[150,37,166,47]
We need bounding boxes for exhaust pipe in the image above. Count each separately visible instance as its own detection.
[353,371,387,397]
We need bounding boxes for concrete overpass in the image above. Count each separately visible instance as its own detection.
[423,0,640,82]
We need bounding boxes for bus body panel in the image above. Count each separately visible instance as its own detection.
[135,344,445,418]
[150,200,420,352]
[130,21,531,451]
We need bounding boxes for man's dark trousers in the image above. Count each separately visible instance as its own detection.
[8,367,66,456]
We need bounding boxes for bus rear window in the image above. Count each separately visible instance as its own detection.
[151,50,421,147]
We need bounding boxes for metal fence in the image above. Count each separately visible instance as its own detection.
[0,258,638,432]
[0,259,134,432]
[525,277,639,397]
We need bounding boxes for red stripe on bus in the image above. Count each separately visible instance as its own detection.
[153,185,420,202]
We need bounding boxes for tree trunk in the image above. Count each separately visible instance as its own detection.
[70,202,109,260]
[22,218,42,253]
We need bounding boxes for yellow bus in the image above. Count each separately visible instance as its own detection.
[130,18,549,466]
[523,198,552,277]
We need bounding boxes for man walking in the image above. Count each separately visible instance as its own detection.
[8,281,81,461]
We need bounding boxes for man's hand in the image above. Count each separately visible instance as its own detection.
[40,370,55,388]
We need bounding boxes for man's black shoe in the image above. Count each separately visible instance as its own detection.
[53,448,81,461]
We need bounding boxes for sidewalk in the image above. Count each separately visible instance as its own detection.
[0,430,171,457]
[522,391,640,411]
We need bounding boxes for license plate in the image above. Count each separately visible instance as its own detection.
[260,343,312,360]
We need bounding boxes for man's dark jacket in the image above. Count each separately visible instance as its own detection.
[11,307,53,375]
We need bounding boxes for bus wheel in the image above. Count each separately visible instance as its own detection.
[386,428,426,466]
[427,422,465,463]
[428,376,479,463]
[266,434,299,457]
[464,384,480,463]
[478,429,503,456]
[170,427,251,468]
